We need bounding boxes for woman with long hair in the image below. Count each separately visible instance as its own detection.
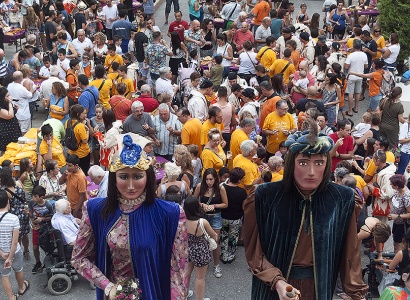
[43,81,69,124]
[329,0,349,40]
[93,32,108,65]
[194,168,228,278]
[378,86,405,148]
[381,33,400,72]
[309,12,320,31]
[66,104,91,173]
[0,167,30,259]
[22,7,41,47]
[169,31,189,84]
[216,33,233,78]
[310,55,328,87]
[18,158,36,202]
[319,73,341,126]
[184,196,216,300]
[0,87,21,154]
[243,118,367,298]
[200,19,215,58]
[71,134,188,299]
[85,0,98,37]
[174,145,195,190]
[38,159,65,205]
[388,232,410,282]
[352,137,376,175]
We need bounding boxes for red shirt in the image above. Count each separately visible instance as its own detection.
[135,94,159,113]
[109,95,132,123]
[168,20,189,42]
[234,30,255,49]
[329,132,354,171]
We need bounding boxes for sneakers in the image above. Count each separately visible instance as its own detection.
[213,265,222,278]
[31,262,42,274]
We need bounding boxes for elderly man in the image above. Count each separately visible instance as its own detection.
[138,84,159,112]
[233,22,254,52]
[262,99,297,159]
[152,103,182,161]
[72,29,93,57]
[276,27,302,59]
[40,65,69,102]
[88,165,109,198]
[233,140,262,190]
[188,79,214,122]
[235,12,248,29]
[123,101,158,139]
[51,199,80,245]
[8,71,36,135]
[177,107,203,156]
[184,20,203,53]
[156,67,179,98]
[200,106,224,146]
[145,31,173,84]
[256,37,277,78]
[268,156,284,182]
[254,17,271,50]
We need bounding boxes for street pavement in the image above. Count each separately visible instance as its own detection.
[0,0,392,299]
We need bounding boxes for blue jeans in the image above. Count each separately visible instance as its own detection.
[398,151,410,174]
[369,93,383,111]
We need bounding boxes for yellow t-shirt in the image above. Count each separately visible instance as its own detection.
[256,46,277,77]
[233,154,261,189]
[39,137,66,169]
[263,112,296,154]
[90,78,113,109]
[118,77,135,99]
[200,120,224,146]
[269,59,296,84]
[201,145,226,175]
[353,174,366,192]
[107,72,120,94]
[66,119,90,159]
[374,36,386,58]
[181,118,203,156]
[104,54,123,73]
[365,151,395,177]
[271,172,283,182]
[229,128,249,170]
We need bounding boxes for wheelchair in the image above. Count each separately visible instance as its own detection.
[362,251,396,299]
[39,222,81,295]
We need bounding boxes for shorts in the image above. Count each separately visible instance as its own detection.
[204,212,222,230]
[369,93,383,111]
[346,78,362,94]
[138,61,149,77]
[32,229,40,247]
[18,118,31,133]
[392,222,405,243]
[0,249,23,276]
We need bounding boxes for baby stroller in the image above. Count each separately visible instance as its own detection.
[362,251,396,299]
[39,222,78,295]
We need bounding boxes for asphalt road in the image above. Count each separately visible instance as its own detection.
[0,0,392,299]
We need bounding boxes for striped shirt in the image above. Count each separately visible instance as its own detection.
[0,57,7,78]
[0,212,20,253]
[152,113,182,156]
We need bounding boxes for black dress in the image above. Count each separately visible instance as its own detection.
[0,105,21,151]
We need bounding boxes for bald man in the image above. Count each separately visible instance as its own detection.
[290,60,316,104]
[295,86,326,115]
[234,22,255,52]
[184,20,203,53]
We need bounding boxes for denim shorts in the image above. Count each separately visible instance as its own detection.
[0,249,23,276]
[204,212,222,230]
[369,93,383,111]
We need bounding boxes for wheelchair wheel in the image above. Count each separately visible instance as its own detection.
[48,274,72,295]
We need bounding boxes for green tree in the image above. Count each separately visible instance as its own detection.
[378,0,410,63]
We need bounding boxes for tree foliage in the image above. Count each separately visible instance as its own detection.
[378,0,410,63]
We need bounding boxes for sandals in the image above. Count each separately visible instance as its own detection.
[12,294,19,300]
[18,280,30,295]
[352,108,359,113]
[346,112,354,117]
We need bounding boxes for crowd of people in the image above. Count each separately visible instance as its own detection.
[0,0,408,298]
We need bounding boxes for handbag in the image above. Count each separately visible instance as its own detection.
[199,218,217,251]
[223,3,238,30]
[49,97,65,120]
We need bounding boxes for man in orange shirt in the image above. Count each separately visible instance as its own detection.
[177,107,203,156]
[252,0,271,28]
[259,81,281,128]
[66,59,81,103]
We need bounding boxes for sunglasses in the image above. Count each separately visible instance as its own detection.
[374,30,381,32]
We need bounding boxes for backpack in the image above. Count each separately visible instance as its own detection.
[64,120,80,151]
[380,69,395,98]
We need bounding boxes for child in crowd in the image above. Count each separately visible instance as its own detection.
[187,144,202,188]
[90,104,105,166]
[0,190,30,299]
[143,138,155,158]
[79,52,94,79]
[275,141,288,159]
[104,44,123,73]
[128,31,136,61]
[19,158,36,201]
[255,65,270,85]
[219,167,230,185]
[189,49,200,71]
[262,171,272,183]
[38,56,51,79]
[352,112,372,139]
[255,147,269,173]
[117,65,135,99]
[28,185,54,274]
[209,55,224,89]
[290,69,309,96]
[57,48,70,80]
[113,35,123,55]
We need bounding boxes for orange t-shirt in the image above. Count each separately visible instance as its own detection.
[259,95,281,128]
[290,50,301,70]
[66,70,81,101]
[66,169,88,209]
[253,1,270,25]
[181,118,203,156]
[369,69,384,97]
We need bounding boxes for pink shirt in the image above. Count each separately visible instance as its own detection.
[234,30,255,48]
[212,101,234,133]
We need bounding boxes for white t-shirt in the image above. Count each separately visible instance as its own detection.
[188,90,208,122]
[39,66,51,78]
[7,82,33,121]
[156,78,175,98]
[385,44,400,64]
[400,122,410,153]
[352,122,371,137]
[295,77,309,89]
[0,212,21,253]
[103,5,118,29]
[57,58,71,80]
[254,26,271,49]
[345,51,368,80]
[72,37,93,57]
[238,51,258,75]
[217,43,233,67]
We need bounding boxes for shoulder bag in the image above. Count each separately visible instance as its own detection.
[199,218,218,251]
[223,3,238,30]
[49,97,65,120]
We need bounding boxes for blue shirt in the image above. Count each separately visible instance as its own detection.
[112,19,135,40]
[78,86,99,119]
[270,18,283,40]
